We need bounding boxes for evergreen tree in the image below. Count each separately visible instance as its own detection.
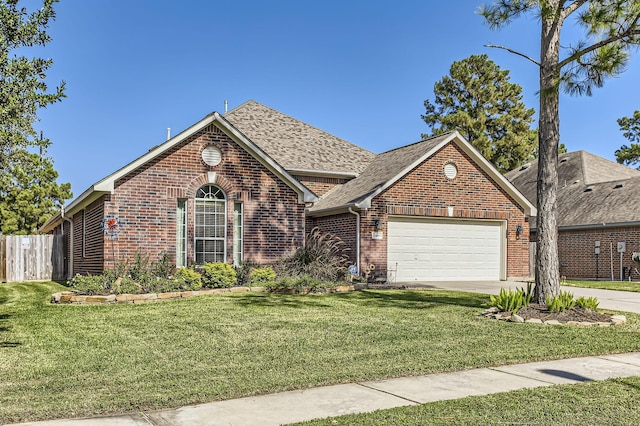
[0,0,65,169]
[0,149,72,234]
[615,110,640,168]
[422,54,537,173]
[481,0,640,303]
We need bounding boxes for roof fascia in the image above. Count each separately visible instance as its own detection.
[306,204,359,217]
[288,168,358,179]
[555,221,640,231]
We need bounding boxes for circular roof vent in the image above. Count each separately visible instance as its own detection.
[444,162,458,180]
[202,145,222,166]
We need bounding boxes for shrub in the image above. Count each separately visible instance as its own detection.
[173,268,203,291]
[117,277,143,295]
[276,227,350,282]
[546,290,576,312]
[234,260,258,287]
[153,252,175,279]
[490,288,530,314]
[202,262,237,288]
[575,296,599,311]
[250,266,277,287]
[67,274,109,295]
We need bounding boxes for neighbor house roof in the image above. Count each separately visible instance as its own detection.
[505,150,640,229]
[40,110,319,233]
[224,100,376,177]
[308,131,536,216]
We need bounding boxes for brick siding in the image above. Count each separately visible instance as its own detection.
[77,123,305,274]
[556,226,640,280]
[361,143,530,279]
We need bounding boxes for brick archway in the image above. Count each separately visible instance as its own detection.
[186,173,235,198]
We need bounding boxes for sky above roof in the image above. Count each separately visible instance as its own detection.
[34,0,640,195]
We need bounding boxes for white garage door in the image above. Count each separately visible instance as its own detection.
[388,217,504,282]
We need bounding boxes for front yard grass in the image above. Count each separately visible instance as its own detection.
[2,282,640,423]
[564,279,640,292]
[294,376,640,425]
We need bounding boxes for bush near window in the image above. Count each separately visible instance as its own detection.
[234,260,258,287]
[201,262,237,288]
[173,268,203,291]
[249,266,276,287]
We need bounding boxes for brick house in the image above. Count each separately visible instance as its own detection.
[42,100,534,282]
[506,150,640,280]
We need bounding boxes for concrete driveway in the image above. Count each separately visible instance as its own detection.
[400,280,640,314]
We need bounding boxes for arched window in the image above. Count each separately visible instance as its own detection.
[195,185,226,264]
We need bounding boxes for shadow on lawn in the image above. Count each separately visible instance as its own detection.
[0,311,21,348]
[231,289,488,310]
[338,290,489,309]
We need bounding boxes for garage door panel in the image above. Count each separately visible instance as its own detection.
[388,218,503,282]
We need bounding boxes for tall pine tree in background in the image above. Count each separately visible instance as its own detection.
[481,0,640,303]
[422,54,538,173]
[0,0,70,234]
[615,110,640,168]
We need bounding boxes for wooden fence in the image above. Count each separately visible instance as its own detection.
[0,235,66,283]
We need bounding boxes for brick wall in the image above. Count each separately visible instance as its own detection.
[294,175,350,197]
[92,123,305,272]
[306,213,358,266]
[557,226,640,280]
[361,143,530,279]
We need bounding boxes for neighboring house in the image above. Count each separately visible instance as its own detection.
[41,100,534,282]
[505,150,640,280]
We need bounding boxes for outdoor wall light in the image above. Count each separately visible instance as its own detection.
[373,219,381,231]
[515,224,524,240]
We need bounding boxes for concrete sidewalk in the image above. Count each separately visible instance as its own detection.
[404,280,640,314]
[9,353,640,426]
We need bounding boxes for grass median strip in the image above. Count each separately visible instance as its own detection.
[2,282,640,423]
[293,376,640,425]
[564,279,640,293]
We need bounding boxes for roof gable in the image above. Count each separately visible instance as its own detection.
[224,100,376,176]
[42,111,319,231]
[309,131,535,216]
[505,150,640,228]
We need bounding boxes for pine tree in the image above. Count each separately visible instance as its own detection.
[422,54,537,173]
[615,110,640,168]
[481,0,640,303]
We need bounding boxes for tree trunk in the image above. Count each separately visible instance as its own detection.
[534,4,562,304]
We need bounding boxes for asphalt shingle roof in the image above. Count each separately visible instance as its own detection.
[309,134,452,213]
[224,100,375,175]
[505,150,640,228]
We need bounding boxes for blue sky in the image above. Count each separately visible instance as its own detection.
[33,0,640,195]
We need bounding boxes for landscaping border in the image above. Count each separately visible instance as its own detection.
[50,285,355,305]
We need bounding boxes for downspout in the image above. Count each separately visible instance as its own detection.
[61,206,74,279]
[348,207,360,275]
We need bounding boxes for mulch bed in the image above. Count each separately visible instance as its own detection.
[516,303,613,323]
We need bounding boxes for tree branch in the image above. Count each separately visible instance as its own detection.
[561,0,588,20]
[557,17,640,69]
[485,43,541,66]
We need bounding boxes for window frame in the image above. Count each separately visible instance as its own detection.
[194,185,227,264]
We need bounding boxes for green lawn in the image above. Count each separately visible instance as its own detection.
[294,377,640,425]
[564,279,640,292]
[2,282,640,423]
